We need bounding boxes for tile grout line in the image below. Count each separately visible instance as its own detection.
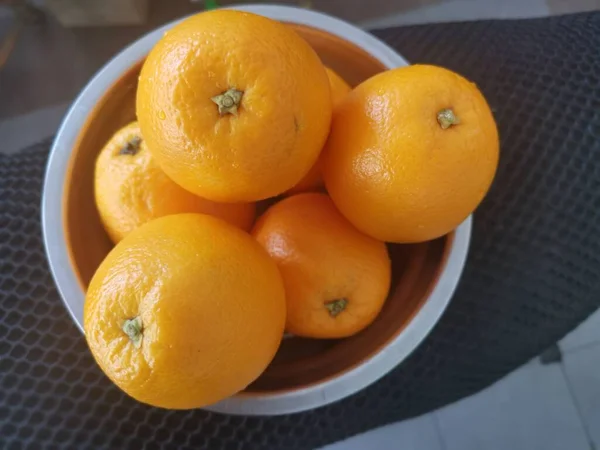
[562,338,600,356]
[431,411,449,450]
[559,361,595,450]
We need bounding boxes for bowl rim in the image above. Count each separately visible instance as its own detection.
[42,4,471,415]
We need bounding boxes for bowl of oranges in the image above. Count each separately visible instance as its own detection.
[42,5,497,415]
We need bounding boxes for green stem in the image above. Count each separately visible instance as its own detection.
[437,108,460,129]
[211,88,244,116]
[325,298,348,318]
[122,317,143,348]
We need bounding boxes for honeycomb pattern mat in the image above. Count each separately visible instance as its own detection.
[1,11,600,450]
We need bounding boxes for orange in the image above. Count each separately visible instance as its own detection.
[252,193,391,338]
[325,66,353,107]
[287,67,351,194]
[84,214,286,409]
[94,122,255,243]
[137,10,332,202]
[322,64,499,243]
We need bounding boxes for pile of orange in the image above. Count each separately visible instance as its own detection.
[85,10,499,410]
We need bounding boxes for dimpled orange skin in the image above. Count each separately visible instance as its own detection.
[287,67,352,194]
[84,214,286,409]
[252,193,391,339]
[94,122,256,243]
[322,64,499,243]
[136,10,332,202]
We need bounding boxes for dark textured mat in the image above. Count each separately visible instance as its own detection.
[2,12,600,450]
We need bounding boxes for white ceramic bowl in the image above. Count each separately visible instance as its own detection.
[42,5,471,415]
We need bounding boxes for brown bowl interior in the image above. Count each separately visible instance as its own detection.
[64,23,451,395]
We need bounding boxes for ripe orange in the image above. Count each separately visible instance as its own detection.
[322,64,499,243]
[326,66,353,106]
[137,10,332,202]
[287,66,351,194]
[252,193,391,338]
[94,122,255,243]
[84,214,286,409]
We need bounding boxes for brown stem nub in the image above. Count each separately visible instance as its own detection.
[211,88,244,116]
[437,108,460,129]
[119,136,142,155]
[325,298,348,318]
[122,317,143,348]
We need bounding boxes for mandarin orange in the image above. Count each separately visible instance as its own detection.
[287,66,351,194]
[322,64,499,243]
[84,214,286,409]
[253,193,391,338]
[94,122,255,243]
[137,10,332,202]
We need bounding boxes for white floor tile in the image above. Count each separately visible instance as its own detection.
[361,0,550,28]
[560,308,600,353]
[321,414,443,450]
[0,102,69,155]
[434,359,589,450]
[563,343,600,448]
